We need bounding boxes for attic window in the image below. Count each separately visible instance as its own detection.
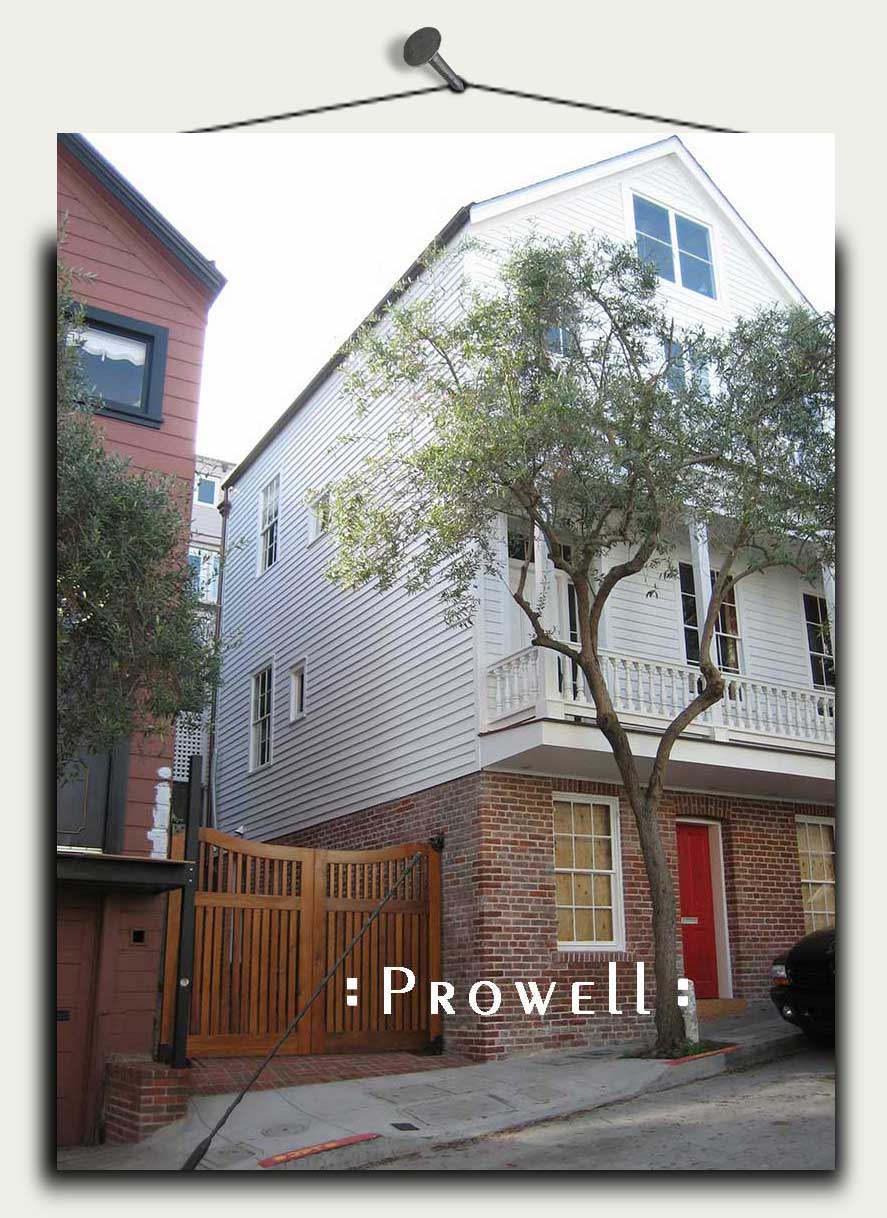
[633,196,716,300]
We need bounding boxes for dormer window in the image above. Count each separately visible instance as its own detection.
[633,195,716,300]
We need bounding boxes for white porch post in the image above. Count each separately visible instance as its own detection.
[689,518,725,733]
[534,524,565,720]
[821,563,836,664]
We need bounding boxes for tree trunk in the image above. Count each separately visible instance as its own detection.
[630,790,685,1055]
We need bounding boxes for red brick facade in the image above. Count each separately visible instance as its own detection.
[276,771,832,1060]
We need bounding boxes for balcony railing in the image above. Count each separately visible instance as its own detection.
[484,646,835,748]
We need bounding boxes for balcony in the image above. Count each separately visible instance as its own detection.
[483,646,835,752]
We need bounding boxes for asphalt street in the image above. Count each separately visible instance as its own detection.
[372,1046,835,1171]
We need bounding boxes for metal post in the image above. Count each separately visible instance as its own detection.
[171,755,202,1069]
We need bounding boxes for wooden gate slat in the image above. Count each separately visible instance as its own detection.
[166,830,438,1057]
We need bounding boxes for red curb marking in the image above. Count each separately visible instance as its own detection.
[665,1044,741,1066]
[258,1133,381,1167]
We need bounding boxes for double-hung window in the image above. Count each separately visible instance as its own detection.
[796,817,835,932]
[553,795,623,948]
[259,476,280,573]
[678,562,742,673]
[633,195,716,299]
[250,665,273,770]
[307,492,330,545]
[803,594,835,690]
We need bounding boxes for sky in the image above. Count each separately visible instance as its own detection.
[87,133,834,466]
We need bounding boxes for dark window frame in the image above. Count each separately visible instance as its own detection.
[75,305,169,429]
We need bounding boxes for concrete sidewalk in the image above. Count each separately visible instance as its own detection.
[57,1010,805,1172]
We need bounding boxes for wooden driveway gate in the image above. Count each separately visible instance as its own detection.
[161,830,441,1057]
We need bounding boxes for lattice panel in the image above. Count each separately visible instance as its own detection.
[172,710,209,783]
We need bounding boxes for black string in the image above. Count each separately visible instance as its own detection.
[184,78,741,135]
[467,82,742,135]
[185,85,449,133]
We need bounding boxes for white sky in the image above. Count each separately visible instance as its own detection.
[87,133,834,466]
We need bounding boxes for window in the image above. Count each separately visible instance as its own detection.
[289,661,307,721]
[195,476,217,506]
[796,817,835,932]
[543,323,573,357]
[307,492,331,544]
[678,563,742,673]
[250,665,273,770]
[663,340,710,394]
[633,195,716,299]
[259,476,280,573]
[507,517,533,562]
[803,594,834,689]
[188,546,220,604]
[553,796,623,947]
[68,306,168,426]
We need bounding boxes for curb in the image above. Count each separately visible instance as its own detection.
[276,1029,809,1171]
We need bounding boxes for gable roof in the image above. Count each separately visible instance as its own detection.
[226,137,813,489]
[58,133,226,299]
[470,136,812,309]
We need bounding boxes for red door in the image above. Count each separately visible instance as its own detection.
[676,823,719,999]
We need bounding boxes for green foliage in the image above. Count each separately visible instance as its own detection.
[57,253,220,775]
[325,233,835,634]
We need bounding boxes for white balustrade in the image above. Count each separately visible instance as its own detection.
[484,645,835,747]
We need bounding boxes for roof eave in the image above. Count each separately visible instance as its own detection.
[58,133,227,299]
[224,203,472,489]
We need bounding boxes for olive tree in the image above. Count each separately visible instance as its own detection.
[57,252,220,776]
[321,234,835,1055]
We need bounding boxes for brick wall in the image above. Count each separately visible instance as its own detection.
[276,771,832,1060]
[102,1058,189,1144]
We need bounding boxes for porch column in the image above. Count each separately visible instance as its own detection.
[534,523,565,719]
[689,518,724,732]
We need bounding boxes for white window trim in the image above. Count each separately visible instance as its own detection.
[289,658,307,722]
[306,491,330,547]
[676,559,745,675]
[194,475,218,506]
[553,792,626,952]
[795,814,836,930]
[623,185,726,310]
[248,660,275,773]
[256,474,281,577]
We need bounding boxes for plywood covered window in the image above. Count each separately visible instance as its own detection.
[553,796,623,949]
[796,817,835,932]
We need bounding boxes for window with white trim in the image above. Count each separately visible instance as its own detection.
[796,817,835,932]
[250,665,273,770]
[289,661,306,721]
[259,476,280,573]
[195,475,217,505]
[803,594,835,690]
[633,195,716,299]
[553,796,623,947]
[188,545,220,604]
[307,492,330,544]
[678,562,742,673]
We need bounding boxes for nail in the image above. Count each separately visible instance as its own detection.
[403,27,466,93]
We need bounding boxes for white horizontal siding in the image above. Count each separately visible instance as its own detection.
[215,246,480,842]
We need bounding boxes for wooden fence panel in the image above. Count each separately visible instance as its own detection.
[162,830,439,1058]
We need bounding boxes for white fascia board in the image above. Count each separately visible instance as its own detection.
[469,136,813,311]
